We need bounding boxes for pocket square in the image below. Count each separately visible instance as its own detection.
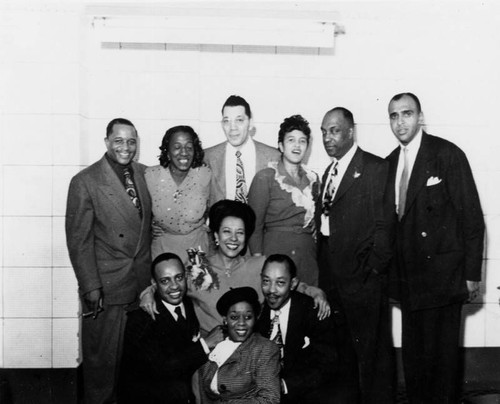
[426,176,442,186]
[302,336,310,349]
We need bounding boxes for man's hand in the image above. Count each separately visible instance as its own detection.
[466,280,480,302]
[204,325,225,349]
[139,286,159,320]
[83,288,103,319]
[151,221,165,240]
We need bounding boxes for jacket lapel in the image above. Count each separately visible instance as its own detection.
[333,147,363,204]
[97,157,142,231]
[212,144,227,196]
[402,132,434,217]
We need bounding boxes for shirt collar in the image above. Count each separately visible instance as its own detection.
[334,142,357,168]
[270,297,291,319]
[161,300,185,319]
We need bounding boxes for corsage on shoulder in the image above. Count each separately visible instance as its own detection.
[187,248,219,291]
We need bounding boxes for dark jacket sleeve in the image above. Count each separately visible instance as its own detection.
[364,159,393,274]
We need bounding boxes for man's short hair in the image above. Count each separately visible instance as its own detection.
[106,118,136,138]
[390,92,422,113]
[221,95,252,118]
[262,254,297,279]
[150,252,184,280]
[325,107,355,128]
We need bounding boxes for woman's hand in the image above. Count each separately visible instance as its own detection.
[139,285,159,320]
[296,283,331,320]
[312,289,331,320]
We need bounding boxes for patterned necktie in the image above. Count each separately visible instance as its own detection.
[398,147,409,221]
[123,167,142,216]
[235,150,248,203]
[270,311,284,368]
[322,161,338,215]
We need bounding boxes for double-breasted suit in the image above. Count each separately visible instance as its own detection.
[119,295,207,404]
[66,155,152,403]
[315,146,395,404]
[256,291,337,404]
[204,140,280,206]
[386,132,484,403]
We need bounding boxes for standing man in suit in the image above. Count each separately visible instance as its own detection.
[66,118,152,404]
[256,254,338,404]
[386,92,484,404]
[119,253,223,404]
[315,107,395,404]
[204,95,280,205]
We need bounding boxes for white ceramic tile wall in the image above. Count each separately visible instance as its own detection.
[4,318,52,368]
[0,320,3,368]
[1,114,54,165]
[52,116,82,166]
[484,304,500,347]
[52,318,80,367]
[3,166,53,217]
[52,267,79,318]
[3,217,52,267]
[3,267,52,318]
[461,304,487,347]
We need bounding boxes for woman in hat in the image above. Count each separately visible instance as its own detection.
[197,287,280,403]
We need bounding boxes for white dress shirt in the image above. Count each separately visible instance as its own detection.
[162,300,186,320]
[225,138,257,200]
[320,144,358,236]
[395,129,423,214]
[269,298,291,343]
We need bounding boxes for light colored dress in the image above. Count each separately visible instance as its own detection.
[248,160,320,286]
[145,164,211,263]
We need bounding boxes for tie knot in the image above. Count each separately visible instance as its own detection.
[236,150,242,158]
[174,306,183,319]
[272,311,281,322]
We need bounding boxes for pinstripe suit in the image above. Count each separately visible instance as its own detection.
[198,333,280,404]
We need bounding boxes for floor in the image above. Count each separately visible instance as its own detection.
[0,367,499,403]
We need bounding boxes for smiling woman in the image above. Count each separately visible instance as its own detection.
[145,125,212,263]
[197,287,280,404]
[248,115,320,286]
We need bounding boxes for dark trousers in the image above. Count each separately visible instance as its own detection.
[82,303,128,404]
[401,303,462,404]
[318,237,395,404]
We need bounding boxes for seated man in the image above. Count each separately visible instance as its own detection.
[118,253,223,404]
[256,254,338,404]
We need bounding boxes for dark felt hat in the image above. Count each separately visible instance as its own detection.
[216,287,261,317]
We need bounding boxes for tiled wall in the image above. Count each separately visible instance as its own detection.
[1,2,499,368]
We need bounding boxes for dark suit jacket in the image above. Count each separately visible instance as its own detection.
[386,132,484,310]
[66,155,152,304]
[119,295,207,404]
[256,292,337,402]
[198,332,281,404]
[315,147,393,295]
[204,139,281,206]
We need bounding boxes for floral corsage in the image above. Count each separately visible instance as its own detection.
[186,248,219,291]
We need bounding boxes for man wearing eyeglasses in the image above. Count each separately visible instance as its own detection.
[205,95,280,206]
[66,118,152,404]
